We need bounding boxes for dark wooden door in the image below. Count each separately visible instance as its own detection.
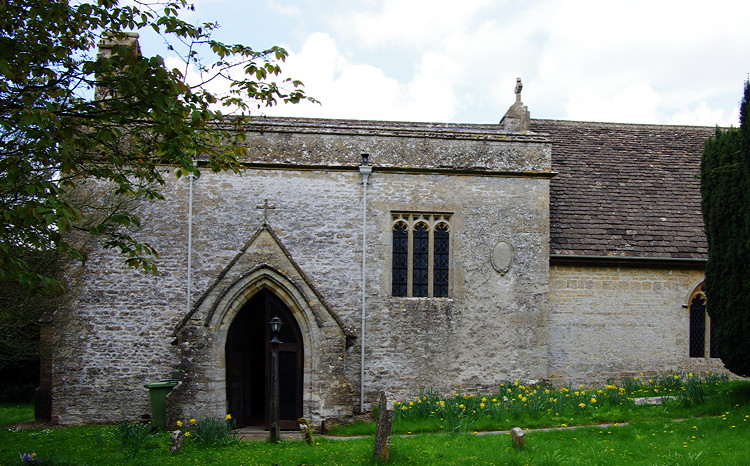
[226,289,303,429]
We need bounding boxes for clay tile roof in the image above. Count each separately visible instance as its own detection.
[531,119,716,260]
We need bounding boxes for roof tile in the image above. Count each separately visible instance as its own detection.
[532,119,713,259]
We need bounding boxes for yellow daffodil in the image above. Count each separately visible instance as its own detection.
[176,420,183,427]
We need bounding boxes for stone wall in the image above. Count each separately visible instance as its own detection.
[548,264,728,384]
[47,174,190,424]
[48,117,553,425]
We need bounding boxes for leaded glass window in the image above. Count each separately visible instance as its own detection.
[412,223,429,297]
[689,294,706,357]
[390,213,451,298]
[433,223,449,297]
[688,283,716,359]
[392,222,408,297]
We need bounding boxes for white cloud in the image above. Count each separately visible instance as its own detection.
[531,0,750,124]
[668,102,739,127]
[151,0,750,125]
[258,33,461,121]
[264,0,302,18]
[347,0,496,48]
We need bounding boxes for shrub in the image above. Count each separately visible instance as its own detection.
[115,421,157,458]
[188,416,236,447]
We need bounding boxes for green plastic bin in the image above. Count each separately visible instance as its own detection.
[144,380,178,431]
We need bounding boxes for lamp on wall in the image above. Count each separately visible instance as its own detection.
[269,315,283,343]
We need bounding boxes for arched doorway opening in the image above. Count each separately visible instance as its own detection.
[225,288,303,428]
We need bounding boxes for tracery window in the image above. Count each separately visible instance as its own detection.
[688,283,717,358]
[391,213,451,297]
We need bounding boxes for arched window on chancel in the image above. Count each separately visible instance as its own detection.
[688,283,717,358]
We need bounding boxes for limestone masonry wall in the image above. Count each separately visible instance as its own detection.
[548,265,727,384]
[49,119,553,425]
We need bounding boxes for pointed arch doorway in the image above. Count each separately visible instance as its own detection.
[225,289,303,429]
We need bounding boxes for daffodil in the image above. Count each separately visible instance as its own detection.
[176,420,183,427]
[225,414,232,420]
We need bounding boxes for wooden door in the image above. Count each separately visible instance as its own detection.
[226,289,303,429]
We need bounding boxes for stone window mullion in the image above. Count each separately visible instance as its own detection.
[406,219,413,297]
[428,222,434,298]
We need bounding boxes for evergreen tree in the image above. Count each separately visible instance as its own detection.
[701,80,750,376]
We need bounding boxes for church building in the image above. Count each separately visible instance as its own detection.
[37,43,728,428]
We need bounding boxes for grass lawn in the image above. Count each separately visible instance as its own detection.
[2,411,750,465]
[1,375,748,465]
[0,403,34,427]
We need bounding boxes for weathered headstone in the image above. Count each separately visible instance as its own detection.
[170,430,184,453]
[298,417,314,445]
[373,391,394,462]
[511,427,525,450]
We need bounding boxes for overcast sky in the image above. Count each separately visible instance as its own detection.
[137,0,750,126]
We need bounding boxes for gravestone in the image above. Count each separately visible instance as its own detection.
[511,427,525,450]
[298,417,314,445]
[373,391,394,462]
[170,430,184,453]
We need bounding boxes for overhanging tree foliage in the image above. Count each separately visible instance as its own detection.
[0,0,315,293]
[700,80,750,377]
[0,250,61,370]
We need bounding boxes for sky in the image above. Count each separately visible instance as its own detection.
[135,0,750,126]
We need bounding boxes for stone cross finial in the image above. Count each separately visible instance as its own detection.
[256,199,276,224]
[515,78,523,103]
[500,77,530,131]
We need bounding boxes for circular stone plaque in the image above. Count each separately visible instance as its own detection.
[491,241,514,275]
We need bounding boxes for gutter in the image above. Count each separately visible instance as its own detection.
[550,254,706,269]
[358,154,372,413]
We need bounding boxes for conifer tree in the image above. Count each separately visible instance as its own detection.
[700,80,750,376]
